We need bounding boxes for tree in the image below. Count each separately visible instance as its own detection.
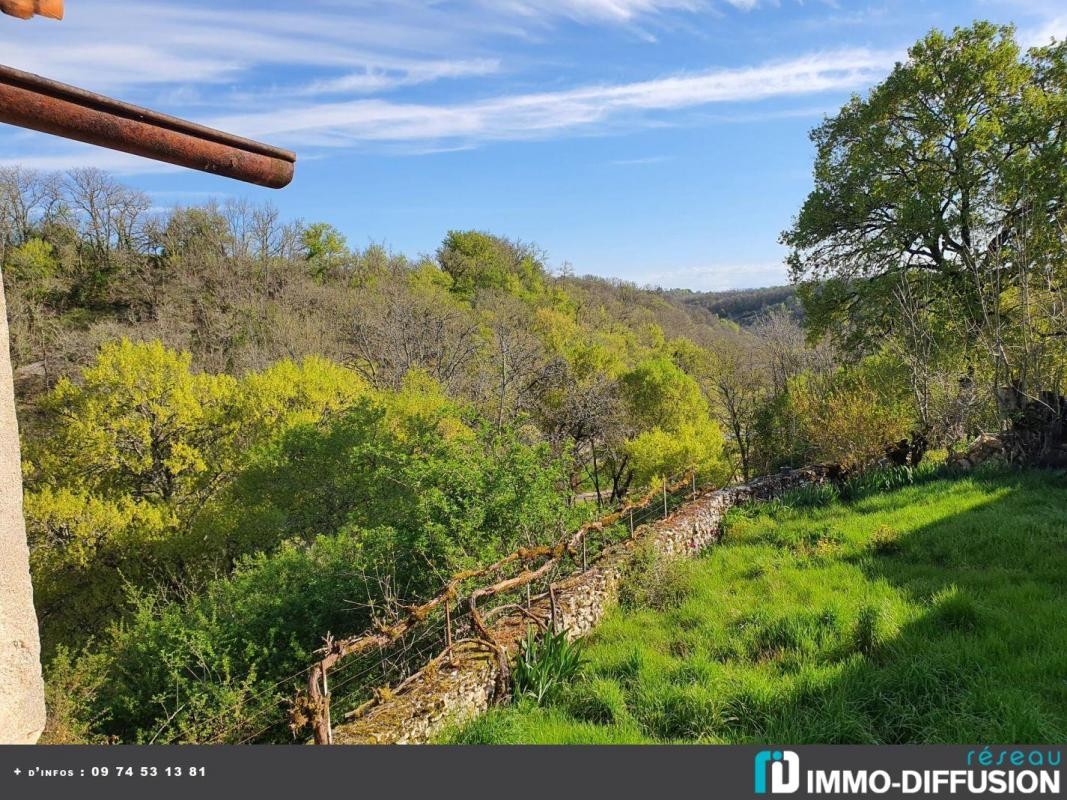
[26,488,174,651]
[709,334,768,481]
[619,356,728,490]
[437,231,547,300]
[30,339,239,506]
[344,275,481,393]
[473,291,546,432]
[24,344,370,646]
[301,222,350,282]
[783,23,1067,423]
[226,374,570,598]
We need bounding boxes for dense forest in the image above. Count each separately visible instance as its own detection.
[669,285,800,325]
[1,21,1064,743]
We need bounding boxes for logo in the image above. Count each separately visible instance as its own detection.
[755,750,801,795]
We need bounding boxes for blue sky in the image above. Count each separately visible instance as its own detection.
[1,1,1064,290]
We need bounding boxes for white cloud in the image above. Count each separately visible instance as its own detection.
[484,0,706,23]
[0,46,890,172]
[1022,15,1067,48]
[644,260,788,290]
[0,1,497,94]
[208,48,894,148]
[0,0,713,98]
[0,1,892,173]
[295,59,502,97]
[0,145,181,175]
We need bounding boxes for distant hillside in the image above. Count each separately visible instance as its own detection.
[670,285,800,326]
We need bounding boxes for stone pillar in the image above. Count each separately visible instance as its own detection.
[0,270,45,744]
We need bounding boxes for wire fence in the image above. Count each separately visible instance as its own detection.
[294,469,713,745]
[145,471,711,745]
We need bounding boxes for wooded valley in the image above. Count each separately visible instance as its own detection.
[2,21,1064,744]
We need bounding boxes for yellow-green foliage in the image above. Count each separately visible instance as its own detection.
[7,237,59,291]
[533,306,581,356]
[234,356,369,441]
[788,365,913,469]
[625,423,727,488]
[26,341,374,648]
[621,356,729,486]
[380,369,474,443]
[26,488,175,649]
[30,339,239,503]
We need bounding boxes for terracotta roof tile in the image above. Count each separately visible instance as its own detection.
[1,0,63,20]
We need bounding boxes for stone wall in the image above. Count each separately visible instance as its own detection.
[0,274,46,745]
[330,467,825,745]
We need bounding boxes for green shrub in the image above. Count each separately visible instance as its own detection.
[618,541,693,611]
[788,368,914,471]
[70,527,412,744]
[39,647,111,745]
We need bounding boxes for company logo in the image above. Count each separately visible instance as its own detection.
[755,750,801,795]
[751,748,1061,796]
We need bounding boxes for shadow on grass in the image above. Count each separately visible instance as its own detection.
[449,469,1067,744]
[725,470,1067,744]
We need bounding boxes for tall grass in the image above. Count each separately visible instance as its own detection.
[447,469,1067,744]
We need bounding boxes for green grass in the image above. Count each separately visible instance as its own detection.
[446,469,1067,744]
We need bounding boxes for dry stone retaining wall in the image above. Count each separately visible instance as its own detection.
[331,468,826,745]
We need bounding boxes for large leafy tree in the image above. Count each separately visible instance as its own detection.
[619,356,728,491]
[437,230,547,300]
[783,22,1067,412]
[25,342,369,647]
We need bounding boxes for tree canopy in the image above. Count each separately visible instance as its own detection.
[784,23,1067,408]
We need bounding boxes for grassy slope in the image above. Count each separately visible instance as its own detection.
[449,470,1067,744]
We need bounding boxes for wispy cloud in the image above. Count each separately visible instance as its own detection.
[0,146,182,174]
[1023,14,1067,47]
[0,0,716,98]
[482,0,706,23]
[0,1,498,95]
[0,0,895,174]
[208,48,894,149]
[0,43,892,173]
[294,59,502,98]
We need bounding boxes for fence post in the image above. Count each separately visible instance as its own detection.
[308,664,333,746]
[548,583,558,633]
[582,533,588,571]
[663,480,668,518]
[445,601,455,666]
[322,670,333,745]
[692,472,697,499]
[629,509,634,538]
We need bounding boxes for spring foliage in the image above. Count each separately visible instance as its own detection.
[9,20,1064,743]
